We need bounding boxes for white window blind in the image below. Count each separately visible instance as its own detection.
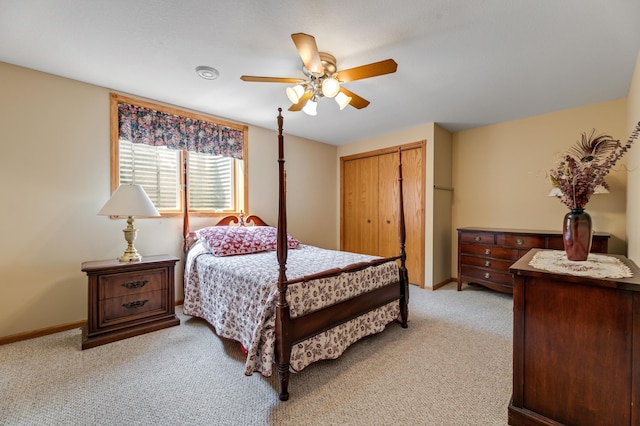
[188,152,234,211]
[119,140,235,212]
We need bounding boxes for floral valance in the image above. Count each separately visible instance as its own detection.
[118,102,244,159]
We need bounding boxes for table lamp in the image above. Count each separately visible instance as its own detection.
[98,184,161,262]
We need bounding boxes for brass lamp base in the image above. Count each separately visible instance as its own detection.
[119,216,143,262]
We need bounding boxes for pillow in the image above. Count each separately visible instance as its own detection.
[196,226,300,256]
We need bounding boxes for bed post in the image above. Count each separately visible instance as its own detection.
[275,108,292,401]
[182,153,190,253]
[397,148,409,328]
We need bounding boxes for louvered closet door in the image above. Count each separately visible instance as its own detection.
[342,155,379,255]
[378,148,425,286]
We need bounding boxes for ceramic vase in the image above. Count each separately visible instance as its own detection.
[562,208,592,261]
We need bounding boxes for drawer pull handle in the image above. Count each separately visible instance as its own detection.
[515,238,524,245]
[484,260,491,267]
[122,300,148,309]
[484,273,491,279]
[474,236,481,241]
[122,280,148,290]
[484,248,491,255]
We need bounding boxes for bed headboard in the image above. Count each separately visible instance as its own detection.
[183,212,270,253]
[215,212,269,227]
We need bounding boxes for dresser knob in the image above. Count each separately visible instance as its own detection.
[484,272,491,279]
[122,280,149,289]
[474,236,481,241]
[484,248,491,255]
[484,260,491,267]
[516,238,524,245]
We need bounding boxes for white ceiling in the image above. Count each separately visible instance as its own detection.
[1,0,639,146]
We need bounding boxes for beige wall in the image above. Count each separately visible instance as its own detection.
[452,98,629,277]
[0,62,336,339]
[432,124,453,287]
[627,52,640,263]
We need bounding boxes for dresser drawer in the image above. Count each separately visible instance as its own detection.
[460,254,514,272]
[500,234,546,249]
[99,268,166,300]
[460,244,519,260]
[460,231,496,245]
[99,290,167,327]
[461,265,513,286]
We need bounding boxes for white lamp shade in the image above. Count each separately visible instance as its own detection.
[98,184,160,217]
[335,92,352,110]
[286,85,305,104]
[321,77,340,98]
[302,99,318,116]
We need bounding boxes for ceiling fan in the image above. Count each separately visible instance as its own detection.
[240,33,398,115]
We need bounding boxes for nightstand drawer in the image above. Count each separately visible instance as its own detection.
[99,290,166,327]
[99,268,166,300]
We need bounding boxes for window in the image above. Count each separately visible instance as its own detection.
[110,93,248,217]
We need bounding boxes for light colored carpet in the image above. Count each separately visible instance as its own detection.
[0,282,513,426]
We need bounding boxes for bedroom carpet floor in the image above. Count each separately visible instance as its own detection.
[0,281,512,426]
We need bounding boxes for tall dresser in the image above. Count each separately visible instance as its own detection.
[509,249,640,425]
[457,227,609,294]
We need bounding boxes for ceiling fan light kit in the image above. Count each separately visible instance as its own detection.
[320,76,340,98]
[286,84,305,104]
[302,97,318,116]
[335,92,352,110]
[240,33,397,115]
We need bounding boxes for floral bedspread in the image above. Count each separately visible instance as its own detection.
[183,242,401,376]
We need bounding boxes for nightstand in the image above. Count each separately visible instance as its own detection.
[81,254,180,349]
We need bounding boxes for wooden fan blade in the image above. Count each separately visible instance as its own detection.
[336,59,398,83]
[288,91,313,112]
[339,87,370,109]
[291,33,323,75]
[240,76,304,84]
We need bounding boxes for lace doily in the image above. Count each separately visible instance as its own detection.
[529,250,633,279]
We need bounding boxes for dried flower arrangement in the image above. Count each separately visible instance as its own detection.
[550,122,640,210]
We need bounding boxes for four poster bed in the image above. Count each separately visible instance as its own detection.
[182,109,409,401]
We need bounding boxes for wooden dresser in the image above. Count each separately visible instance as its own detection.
[509,249,640,425]
[81,254,180,349]
[457,227,609,294]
